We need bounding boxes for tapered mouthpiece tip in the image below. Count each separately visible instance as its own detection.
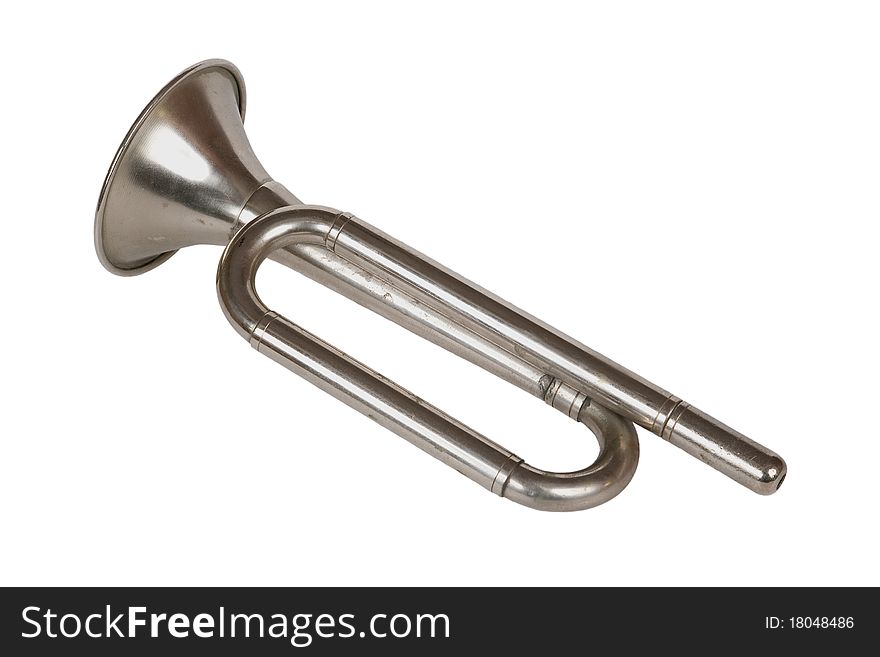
[755,456,787,495]
[663,405,787,496]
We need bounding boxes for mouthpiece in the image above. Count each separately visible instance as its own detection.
[659,401,786,495]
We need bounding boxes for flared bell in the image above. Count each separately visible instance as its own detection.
[95,59,288,275]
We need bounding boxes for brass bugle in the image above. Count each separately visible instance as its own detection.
[95,60,786,511]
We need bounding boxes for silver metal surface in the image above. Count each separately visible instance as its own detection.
[217,206,638,511]
[95,59,786,510]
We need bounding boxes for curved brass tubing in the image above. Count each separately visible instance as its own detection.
[217,206,639,511]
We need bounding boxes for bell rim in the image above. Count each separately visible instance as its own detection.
[94,59,247,276]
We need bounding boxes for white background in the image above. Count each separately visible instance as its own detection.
[1,1,878,586]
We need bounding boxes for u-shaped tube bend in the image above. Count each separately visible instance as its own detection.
[217,205,639,511]
[502,403,638,511]
[217,205,343,341]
